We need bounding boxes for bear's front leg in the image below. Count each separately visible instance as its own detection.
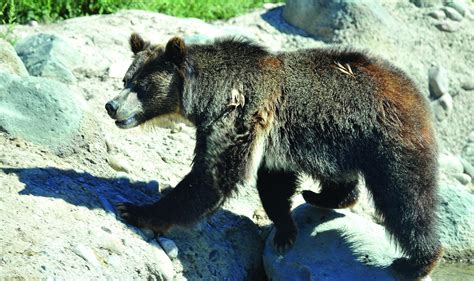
[116,170,224,233]
[117,116,260,233]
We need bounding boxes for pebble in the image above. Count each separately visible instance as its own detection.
[442,7,464,21]
[446,0,470,15]
[157,237,179,259]
[462,136,474,166]
[435,21,461,32]
[107,154,132,173]
[140,228,155,241]
[73,244,100,268]
[460,158,474,180]
[437,93,453,112]
[428,66,449,98]
[461,80,474,91]
[428,10,446,20]
[439,153,464,174]
[28,20,39,27]
[452,173,471,185]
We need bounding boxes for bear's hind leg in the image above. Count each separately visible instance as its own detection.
[363,150,442,280]
[257,165,298,253]
[302,178,359,209]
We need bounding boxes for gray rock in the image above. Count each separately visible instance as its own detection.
[0,71,83,151]
[263,205,399,280]
[437,93,453,112]
[435,21,461,32]
[15,33,82,84]
[452,173,471,185]
[107,154,133,173]
[439,153,464,174]
[282,0,396,42]
[427,10,447,19]
[462,133,474,166]
[461,80,474,91]
[140,228,155,241]
[437,177,474,261]
[157,237,179,259]
[72,244,100,268]
[411,0,443,7]
[148,240,175,281]
[431,95,453,121]
[428,66,449,99]
[446,0,470,16]
[0,39,29,77]
[442,7,464,21]
[460,158,474,181]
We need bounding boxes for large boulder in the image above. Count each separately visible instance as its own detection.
[0,71,83,154]
[15,33,82,84]
[263,205,399,280]
[0,38,28,76]
[282,0,397,42]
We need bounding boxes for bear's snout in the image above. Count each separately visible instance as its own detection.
[105,100,119,118]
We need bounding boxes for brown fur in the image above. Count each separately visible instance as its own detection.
[106,35,442,281]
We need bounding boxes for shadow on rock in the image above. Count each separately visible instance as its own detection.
[260,6,313,39]
[2,166,161,213]
[2,166,266,280]
[264,204,400,280]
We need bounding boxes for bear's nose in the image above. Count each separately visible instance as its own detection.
[105,100,119,118]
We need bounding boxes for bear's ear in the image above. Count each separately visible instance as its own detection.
[165,37,187,66]
[130,33,149,55]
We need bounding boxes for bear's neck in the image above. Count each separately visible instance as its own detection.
[180,40,271,128]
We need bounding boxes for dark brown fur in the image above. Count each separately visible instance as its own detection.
[106,34,442,280]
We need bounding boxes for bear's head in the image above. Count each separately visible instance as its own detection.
[105,33,187,129]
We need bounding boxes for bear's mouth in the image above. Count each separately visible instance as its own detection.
[115,115,140,129]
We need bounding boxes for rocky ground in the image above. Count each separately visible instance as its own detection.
[0,0,473,280]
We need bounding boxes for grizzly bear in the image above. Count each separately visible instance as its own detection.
[105,33,442,280]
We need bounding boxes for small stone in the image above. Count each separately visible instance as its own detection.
[140,228,155,241]
[72,244,99,267]
[439,154,464,174]
[446,0,470,16]
[28,20,38,27]
[157,237,179,259]
[437,93,453,112]
[460,158,474,180]
[442,7,464,21]
[435,21,461,32]
[148,240,174,280]
[428,66,449,99]
[452,173,471,185]
[431,96,452,121]
[461,80,474,91]
[462,137,474,166]
[107,154,132,173]
[428,10,446,19]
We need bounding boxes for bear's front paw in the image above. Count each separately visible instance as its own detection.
[273,224,297,254]
[116,203,170,234]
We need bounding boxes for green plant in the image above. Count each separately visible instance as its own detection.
[0,0,282,24]
[0,0,17,45]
